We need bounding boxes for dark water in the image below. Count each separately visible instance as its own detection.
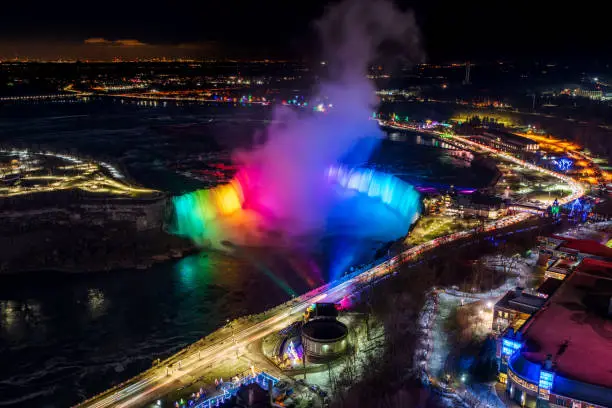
[0,252,320,407]
[0,101,496,407]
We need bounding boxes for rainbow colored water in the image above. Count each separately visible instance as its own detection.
[170,165,420,252]
[172,177,246,244]
[326,165,421,222]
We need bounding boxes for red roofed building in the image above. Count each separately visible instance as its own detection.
[551,235,612,259]
[499,258,612,408]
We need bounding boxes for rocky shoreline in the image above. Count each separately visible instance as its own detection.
[1,246,200,275]
[0,224,198,275]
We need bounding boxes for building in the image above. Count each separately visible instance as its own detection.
[543,257,576,280]
[450,192,507,219]
[508,204,546,217]
[493,287,547,334]
[469,131,539,153]
[574,87,603,100]
[537,235,612,264]
[493,280,563,334]
[301,318,348,363]
[497,258,612,408]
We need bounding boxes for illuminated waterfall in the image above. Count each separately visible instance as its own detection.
[326,165,421,223]
[170,165,421,246]
[171,177,246,243]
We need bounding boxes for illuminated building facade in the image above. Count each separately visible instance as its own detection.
[574,87,603,100]
[537,235,612,264]
[493,287,546,334]
[543,258,576,280]
[450,192,507,219]
[497,258,612,408]
[469,131,539,153]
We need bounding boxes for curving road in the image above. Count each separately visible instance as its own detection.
[76,122,585,408]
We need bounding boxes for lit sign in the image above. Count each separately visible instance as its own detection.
[539,370,554,390]
[508,371,538,393]
[553,158,573,172]
[502,338,522,357]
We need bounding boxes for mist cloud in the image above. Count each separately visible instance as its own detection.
[173,0,423,255]
[231,0,423,235]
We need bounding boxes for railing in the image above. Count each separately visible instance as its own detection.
[193,370,278,408]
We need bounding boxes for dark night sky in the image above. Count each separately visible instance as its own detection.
[0,0,610,61]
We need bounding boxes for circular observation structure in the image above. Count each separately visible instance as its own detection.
[301,319,348,363]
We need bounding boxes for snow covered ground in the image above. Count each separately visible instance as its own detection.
[414,252,540,407]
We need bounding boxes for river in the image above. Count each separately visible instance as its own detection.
[0,101,496,407]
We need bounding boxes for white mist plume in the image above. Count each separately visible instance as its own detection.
[229,0,423,241]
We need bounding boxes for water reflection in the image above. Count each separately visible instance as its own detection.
[175,253,213,291]
[388,132,405,142]
[0,299,43,334]
[87,289,107,319]
[0,300,18,330]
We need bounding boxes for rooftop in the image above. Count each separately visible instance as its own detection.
[519,258,612,390]
[456,191,504,207]
[302,319,348,341]
[546,258,576,275]
[495,288,547,314]
[540,237,566,248]
[552,234,612,259]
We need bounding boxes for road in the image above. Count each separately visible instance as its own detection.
[76,122,585,408]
